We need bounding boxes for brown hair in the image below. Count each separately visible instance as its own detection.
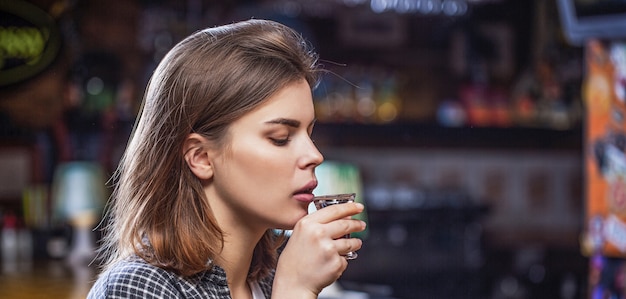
[98,19,320,280]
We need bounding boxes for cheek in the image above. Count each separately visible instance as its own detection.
[230,140,289,189]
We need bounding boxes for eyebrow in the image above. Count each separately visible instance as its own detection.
[265,118,301,128]
[265,118,317,129]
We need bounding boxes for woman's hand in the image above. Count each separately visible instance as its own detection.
[272,202,366,298]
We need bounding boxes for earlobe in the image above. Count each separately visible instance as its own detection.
[183,133,214,180]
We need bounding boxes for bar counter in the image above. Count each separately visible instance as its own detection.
[0,260,95,299]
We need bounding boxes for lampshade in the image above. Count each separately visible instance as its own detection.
[51,161,107,227]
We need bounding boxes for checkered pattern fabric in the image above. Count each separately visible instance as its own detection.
[87,257,273,298]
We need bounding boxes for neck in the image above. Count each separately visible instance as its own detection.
[204,188,267,296]
[217,227,265,299]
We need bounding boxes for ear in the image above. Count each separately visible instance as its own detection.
[183,133,214,180]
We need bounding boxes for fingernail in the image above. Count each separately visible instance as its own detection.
[355,203,364,210]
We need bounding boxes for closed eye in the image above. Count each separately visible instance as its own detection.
[270,137,291,146]
[265,118,300,147]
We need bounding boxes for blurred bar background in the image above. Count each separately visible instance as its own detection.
[0,0,616,298]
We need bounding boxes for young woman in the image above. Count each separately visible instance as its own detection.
[87,19,366,299]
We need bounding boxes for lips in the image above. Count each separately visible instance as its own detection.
[293,180,317,202]
[295,180,317,194]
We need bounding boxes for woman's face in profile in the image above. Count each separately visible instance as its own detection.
[208,79,324,230]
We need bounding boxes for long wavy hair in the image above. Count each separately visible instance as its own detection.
[97,19,320,280]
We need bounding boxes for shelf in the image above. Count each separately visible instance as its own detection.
[312,123,583,150]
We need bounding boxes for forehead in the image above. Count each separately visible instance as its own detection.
[243,79,314,123]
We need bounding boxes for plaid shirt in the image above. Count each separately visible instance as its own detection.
[87,257,273,298]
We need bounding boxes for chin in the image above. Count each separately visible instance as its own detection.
[277,212,308,230]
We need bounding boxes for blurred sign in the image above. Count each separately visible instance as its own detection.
[584,38,626,297]
[0,0,61,86]
[583,40,626,258]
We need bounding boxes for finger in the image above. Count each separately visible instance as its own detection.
[334,237,363,256]
[326,219,367,239]
[309,202,364,224]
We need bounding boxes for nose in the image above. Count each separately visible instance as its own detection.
[300,137,324,169]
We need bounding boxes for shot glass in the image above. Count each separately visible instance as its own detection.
[313,193,358,260]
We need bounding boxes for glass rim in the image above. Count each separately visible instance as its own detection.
[313,193,356,201]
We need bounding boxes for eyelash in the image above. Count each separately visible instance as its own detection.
[269,130,316,146]
[270,137,291,146]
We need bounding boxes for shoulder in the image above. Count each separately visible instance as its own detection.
[88,258,235,298]
[88,257,181,298]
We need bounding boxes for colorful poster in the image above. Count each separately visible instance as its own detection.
[584,39,626,298]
